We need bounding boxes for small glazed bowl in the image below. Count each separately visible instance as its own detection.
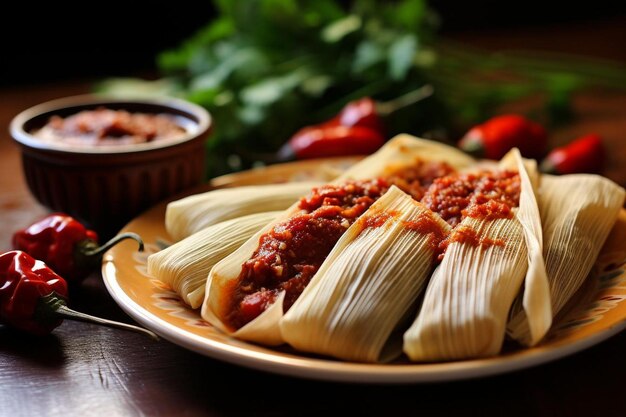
[10,94,212,240]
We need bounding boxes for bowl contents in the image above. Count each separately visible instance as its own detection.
[33,107,187,147]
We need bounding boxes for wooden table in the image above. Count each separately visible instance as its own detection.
[2,19,626,417]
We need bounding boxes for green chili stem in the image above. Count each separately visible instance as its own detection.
[54,304,159,341]
[36,293,159,341]
[83,232,144,258]
[375,84,434,116]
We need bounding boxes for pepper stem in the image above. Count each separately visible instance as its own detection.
[375,84,435,116]
[54,304,160,340]
[82,232,144,258]
[37,293,159,340]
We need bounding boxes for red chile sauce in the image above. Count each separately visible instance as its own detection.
[225,161,455,329]
[403,211,450,258]
[421,170,520,227]
[424,170,520,260]
[439,225,506,259]
[358,210,396,230]
[227,164,521,329]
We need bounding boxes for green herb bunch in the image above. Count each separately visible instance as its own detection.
[97,0,626,178]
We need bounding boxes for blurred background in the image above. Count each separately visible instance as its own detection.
[2,0,625,183]
[2,1,625,86]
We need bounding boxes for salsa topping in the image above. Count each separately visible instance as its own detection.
[422,170,520,259]
[421,170,520,227]
[227,178,388,329]
[384,159,456,200]
[227,164,520,330]
[438,225,506,261]
[34,107,187,147]
[359,210,396,231]
[403,211,449,258]
[226,161,455,329]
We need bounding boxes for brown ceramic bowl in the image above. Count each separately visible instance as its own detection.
[10,94,212,239]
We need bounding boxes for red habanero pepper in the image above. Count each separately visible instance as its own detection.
[539,133,605,175]
[12,213,143,284]
[458,114,547,160]
[0,250,158,338]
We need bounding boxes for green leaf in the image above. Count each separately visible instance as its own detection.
[321,15,362,43]
[189,48,268,91]
[238,105,266,125]
[352,40,385,73]
[240,71,304,106]
[388,34,417,80]
[301,74,333,97]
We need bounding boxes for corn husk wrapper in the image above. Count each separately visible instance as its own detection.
[403,148,545,361]
[339,133,477,181]
[500,150,552,346]
[507,174,626,344]
[165,182,322,241]
[280,186,450,362]
[148,211,280,309]
[201,135,476,346]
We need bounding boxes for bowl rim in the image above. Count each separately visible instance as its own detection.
[9,93,212,155]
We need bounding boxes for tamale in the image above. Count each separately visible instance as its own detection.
[499,151,551,346]
[280,186,450,362]
[201,135,476,346]
[165,182,322,241]
[507,174,625,344]
[147,211,280,308]
[403,149,544,361]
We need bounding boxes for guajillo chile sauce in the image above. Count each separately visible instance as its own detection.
[226,161,456,330]
[421,170,520,227]
[420,170,521,259]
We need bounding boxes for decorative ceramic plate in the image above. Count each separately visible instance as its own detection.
[102,158,626,383]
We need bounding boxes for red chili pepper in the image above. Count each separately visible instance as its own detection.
[333,96,385,133]
[277,85,434,161]
[0,250,158,338]
[277,125,386,160]
[539,133,605,175]
[458,114,548,160]
[12,213,144,283]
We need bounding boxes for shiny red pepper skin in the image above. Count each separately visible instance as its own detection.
[13,214,143,284]
[539,133,605,174]
[12,213,99,283]
[277,97,386,161]
[458,114,547,160]
[280,125,386,160]
[0,250,158,339]
[0,250,67,335]
[334,97,385,133]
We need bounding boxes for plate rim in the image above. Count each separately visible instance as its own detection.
[102,255,626,384]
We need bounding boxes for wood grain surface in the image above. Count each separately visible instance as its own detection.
[1,17,626,417]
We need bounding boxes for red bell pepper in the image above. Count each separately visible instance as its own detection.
[0,250,158,338]
[13,213,144,284]
[458,114,548,160]
[539,133,605,175]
